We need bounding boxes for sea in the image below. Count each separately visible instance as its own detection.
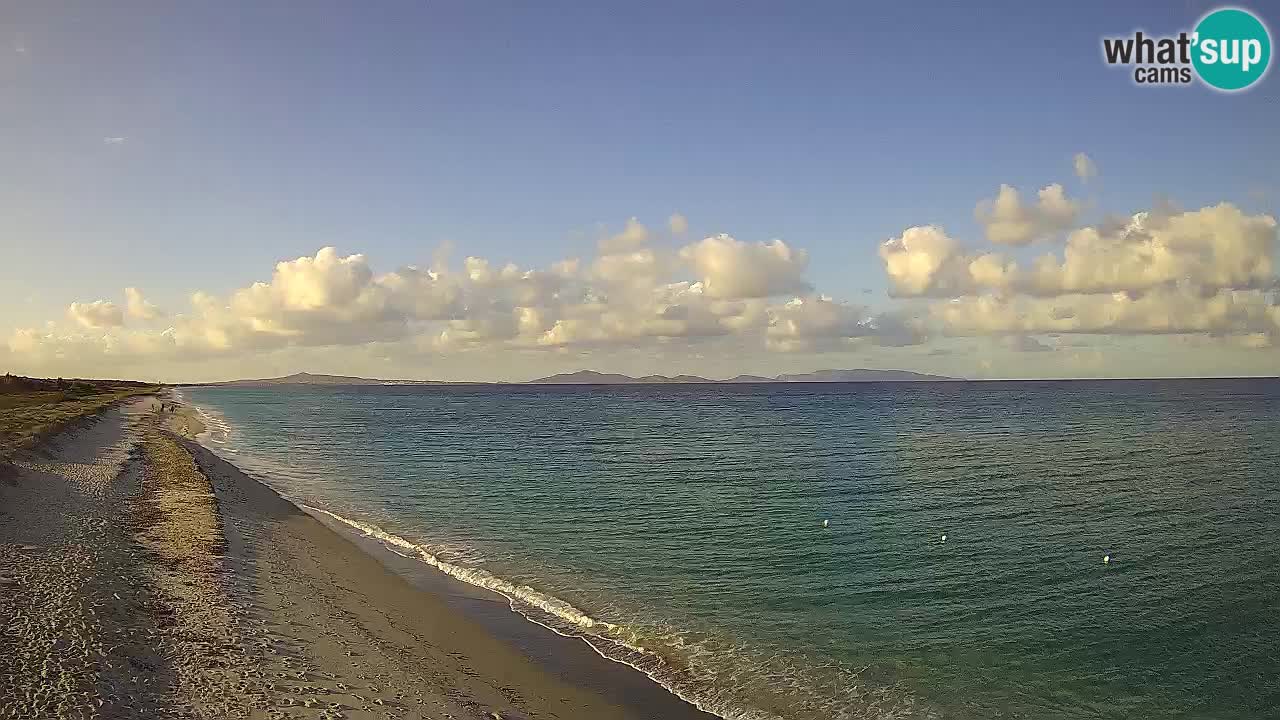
[181,379,1280,720]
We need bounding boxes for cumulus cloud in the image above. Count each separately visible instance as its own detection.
[9,192,1278,377]
[534,282,737,348]
[766,296,874,352]
[878,192,1279,351]
[67,300,124,329]
[598,217,650,254]
[934,286,1280,339]
[881,226,973,297]
[7,328,41,354]
[975,183,1079,245]
[669,213,689,235]
[462,257,572,309]
[680,235,810,299]
[881,203,1276,301]
[210,247,464,350]
[1074,153,1097,182]
[381,265,466,319]
[591,248,667,295]
[878,225,1016,297]
[765,296,922,352]
[52,248,465,358]
[1019,203,1276,296]
[125,287,163,321]
[11,219,844,367]
[218,249,404,346]
[8,324,174,360]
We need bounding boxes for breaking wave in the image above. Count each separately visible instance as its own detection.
[304,506,770,720]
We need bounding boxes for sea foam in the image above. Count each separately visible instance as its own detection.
[302,506,774,720]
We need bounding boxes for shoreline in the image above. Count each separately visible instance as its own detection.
[299,506,733,720]
[171,398,724,720]
[171,393,738,720]
[1,395,719,720]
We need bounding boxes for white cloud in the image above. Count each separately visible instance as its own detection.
[765,296,922,352]
[679,234,810,299]
[8,325,173,360]
[598,217,650,254]
[103,137,127,145]
[975,183,1079,245]
[1074,152,1097,182]
[591,248,667,294]
[433,311,523,350]
[669,213,689,235]
[462,257,570,308]
[380,266,464,320]
[8,193,1278,378]
[881,203,1277,300]
[933,286,1280,338]
[7,328,41,354]
[10,219,831,367]
[531,281,751,349]
[67,300,124,329]
[879,225,963,297]
[878,196,1279,350]
[879,225,1011,297]
[1019,203,1276,296]
[125,287,163,321]
[766,296,873,352]
[109,248,465,356]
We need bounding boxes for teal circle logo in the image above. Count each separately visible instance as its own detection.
[1192,8,1271,91]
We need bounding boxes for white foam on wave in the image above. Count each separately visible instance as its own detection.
[306,506,618,632]
[304,506,771,720]
[195,407,234,447]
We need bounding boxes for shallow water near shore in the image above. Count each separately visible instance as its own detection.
[183,379,1280,720]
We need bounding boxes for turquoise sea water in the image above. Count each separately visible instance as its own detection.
[183,380,1280,720]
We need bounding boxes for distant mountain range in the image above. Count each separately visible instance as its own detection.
[184,369,956,387]
[187,372,452,387]
[527,369,955,384]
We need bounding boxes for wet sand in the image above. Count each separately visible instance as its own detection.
[0,397,716,720]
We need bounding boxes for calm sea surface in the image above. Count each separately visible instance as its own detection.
[184,380,1280,720]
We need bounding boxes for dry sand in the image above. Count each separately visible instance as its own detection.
[1,397,715,720]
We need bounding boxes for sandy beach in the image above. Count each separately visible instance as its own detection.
[0,396,715,720]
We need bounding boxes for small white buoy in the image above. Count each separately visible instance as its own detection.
[941,534,947,542]
[1102,555,1110,564]
[823,519,829,528]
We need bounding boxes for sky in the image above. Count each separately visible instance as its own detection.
[1,0,1277,382]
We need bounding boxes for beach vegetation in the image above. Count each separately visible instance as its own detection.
[0,374,160,461]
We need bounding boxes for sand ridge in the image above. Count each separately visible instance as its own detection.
[0,398,268,718]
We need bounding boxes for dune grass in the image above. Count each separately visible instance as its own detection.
[0,375,159,461]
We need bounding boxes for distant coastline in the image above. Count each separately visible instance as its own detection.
[171,371,1280,388]
[181,371,461,387]
[527,368,956,384]
[179,368,958,387]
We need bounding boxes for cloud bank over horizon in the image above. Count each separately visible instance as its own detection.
[6,159,1279,382]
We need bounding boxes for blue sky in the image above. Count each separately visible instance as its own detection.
[2,1,1277,381]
